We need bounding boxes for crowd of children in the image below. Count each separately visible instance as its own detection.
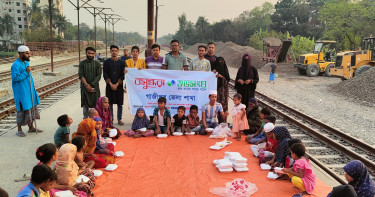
[8,90,375,197]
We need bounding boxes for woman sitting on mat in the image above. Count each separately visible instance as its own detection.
[125,107,154,138]
[266,126,292,167]
[342,160,375,197]
[95,96,121,139]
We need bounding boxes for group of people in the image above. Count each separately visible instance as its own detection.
[8,42,375,197]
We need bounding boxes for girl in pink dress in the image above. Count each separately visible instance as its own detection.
[282,143,316,196]
[231,93,249,140]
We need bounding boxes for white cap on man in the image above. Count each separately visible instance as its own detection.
[208,90,217,95]
[264,123,275,133]
[18,45,30,53]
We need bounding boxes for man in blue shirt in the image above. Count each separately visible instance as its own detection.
[11,46,42,137]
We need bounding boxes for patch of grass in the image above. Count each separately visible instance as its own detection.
[0,51,17,58]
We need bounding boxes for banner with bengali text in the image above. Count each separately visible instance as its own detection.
[126,68,217,116]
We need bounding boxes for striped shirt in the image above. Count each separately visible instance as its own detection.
[145,56,164,69]
[203,102,223,123]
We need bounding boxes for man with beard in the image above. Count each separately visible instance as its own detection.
[79,47,102,118]
[11,45,42,137]
[204,42,217,66]
[103,45,125,125]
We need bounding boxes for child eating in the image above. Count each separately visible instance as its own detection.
[153,97,171,135]
[54,114,73,148]
[186,105,201,134]
[201,90,228,135]
[282,143,316,196]
[171,106,187,134]
[231,93,249,140]
[93,116,115,154]
[71,136,95,171]
[125,107,154,137]
[251,123,277,158]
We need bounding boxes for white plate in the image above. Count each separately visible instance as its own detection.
[157,134,168,138]
[55,190,75,197]
[109,129,117,137]
[105,164,118,171]
[274,167,285,174]
[75,175,90,184]
[115,151,124,157]
[173,132,183,136]
[108,142,116,146]
[93,170,103,177]
[267,172,279,180]
[234,166,249,172]
[185,132,195,135]
[260,163,272,170]
[210,145,223,150]
[218,167,233,173]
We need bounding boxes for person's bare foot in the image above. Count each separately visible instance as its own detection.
[118,120,124,125]
[134,134,141,138]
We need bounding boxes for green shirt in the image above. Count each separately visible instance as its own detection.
[78,59,102,108]
[54,126,70,148]
[162,52,188,70]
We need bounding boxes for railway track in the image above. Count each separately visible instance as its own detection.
[0,57,79,83]
[228,79,375,184]
[0,74,80,136]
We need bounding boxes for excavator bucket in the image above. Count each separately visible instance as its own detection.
[277,40,292,63]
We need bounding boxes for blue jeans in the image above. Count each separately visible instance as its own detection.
[200,122,218,135]
[250,133,266,144]
[160,125,167,134]
[110,104,123,121]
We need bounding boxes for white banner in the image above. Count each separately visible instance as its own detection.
[126,68,217,116]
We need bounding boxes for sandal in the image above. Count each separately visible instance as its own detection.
[28,129,43,133]
[16,131,26,137]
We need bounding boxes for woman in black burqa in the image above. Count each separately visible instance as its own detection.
[212,57,230,122]
[235,53,259,108]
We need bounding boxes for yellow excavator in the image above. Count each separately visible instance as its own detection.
[330,37,375,79]
[294,41,336,77]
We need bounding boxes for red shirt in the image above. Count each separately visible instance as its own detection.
[266,137,278,153]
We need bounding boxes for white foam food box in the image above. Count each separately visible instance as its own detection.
[260,163,272,170]
[105,164,118,171]
[274,167,285,174]
[215,161,233,169]
[234,166,249,172]
[233,162,248,168]
[218,167,233,173]
[267,172,279,180]
[157,134,168,138]
[213,159,231,165]
[109,129,117,137]
[205,128,214,132]
[115,151,124,157]
[173,132,183,136]
[93,170,103,177]
[139,127,147,132]
[55,190,75,197]
[210,145,223,150]
[224,152,242,158]
[75,175,90,184]
[108,141,116,146]
[185,132,195,135]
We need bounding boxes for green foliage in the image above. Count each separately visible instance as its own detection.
[21,27,64,42]
[0,51,17,58]
[290,36,315,60]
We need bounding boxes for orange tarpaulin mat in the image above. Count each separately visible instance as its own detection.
[93,135,332,197]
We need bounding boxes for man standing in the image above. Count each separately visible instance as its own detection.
[125,46,146,69]
[79,47,102,118]
[145,44,165,69]
[204,42,217,66]
[189,45,211,71]
[11,45,42,137]
[162,40,188,70]
[120,49,131,61]
[103,45,125,125]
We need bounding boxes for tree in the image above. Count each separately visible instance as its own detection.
[175,13,188,45]
[2,14,14,36]
[0,16,5,37]
[195,16,210,42]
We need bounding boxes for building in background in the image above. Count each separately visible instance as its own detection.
[0,0,29,40]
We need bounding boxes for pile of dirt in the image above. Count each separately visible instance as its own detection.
[330,67,375,105]
[259,62,299,77]
[262,37,282,47]
[185,42,264,69]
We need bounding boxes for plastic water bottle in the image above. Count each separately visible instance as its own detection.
[259,149,265,164]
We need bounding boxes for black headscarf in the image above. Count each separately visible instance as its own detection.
[328,185,357,197]
[212,57,230,88]
[344,160,375,197]
[273,126,291,164]
[241,53,254,80]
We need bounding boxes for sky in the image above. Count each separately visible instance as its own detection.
[62,0,278,38]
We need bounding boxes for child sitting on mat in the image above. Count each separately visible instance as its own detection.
[231,93,249,140]
[125,107,154,138]
[71,136,95,170]
[245,108,271,144]
[282,143,316,197]
[171,106,187,134]
[153,97,171,135]
[54,114,73,148]
[251,122,278,158]
[18,165,57,197]
[186,105,201,134]
[88,108,98,119]
[201,90,228,135]
[93,116,115,155]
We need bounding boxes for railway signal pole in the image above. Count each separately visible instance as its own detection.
[155,0,163,43]
[99,13,119,57]
[82,7,112,50]
[109,18,126,45]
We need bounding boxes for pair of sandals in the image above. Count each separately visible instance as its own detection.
[16,129,43,137]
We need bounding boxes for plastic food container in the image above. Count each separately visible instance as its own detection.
[234,166,249,172]
[139,127,147,132]
[75,175,90,184]
[267,172,279,180]
[185,132,195,135]
[157,134,168,138]
[218,167,233,173]
[260,163,272,170]
[210,145,223,150]
[225,152,242,158]
[274,167,285,174]
[55,190,75,197]
[115,151,124,157]
[93,170,103,177]
[109,129,117,137]
[173,132,183,136]
[205,128,214,133]
[233,162,248,168]
[105,164,118,171]
[213,159,231,165]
